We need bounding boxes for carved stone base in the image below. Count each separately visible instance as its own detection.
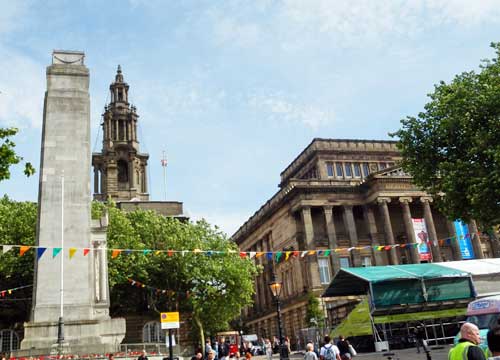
[18,317,125,356]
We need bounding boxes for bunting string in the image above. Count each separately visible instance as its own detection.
[127,278,189,299]
[0,232,481,263]
[0,284,33,298]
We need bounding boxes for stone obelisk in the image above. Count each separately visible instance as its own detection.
[20,50,125,354]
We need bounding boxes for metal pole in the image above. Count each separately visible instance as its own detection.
[57,172,65,345]
[168,329,174,360]
[275,293,288,360]
[162,151,167,201]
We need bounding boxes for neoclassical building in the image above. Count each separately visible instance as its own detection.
[232,138,496,346]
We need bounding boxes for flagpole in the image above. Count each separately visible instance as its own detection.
[57,171,65,346]
[161,151,167,201]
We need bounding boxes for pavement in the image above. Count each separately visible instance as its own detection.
[265,345,452,360]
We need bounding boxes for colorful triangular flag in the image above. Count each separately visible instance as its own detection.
[37,247,47,260]
[53,248,62,258]
[20,246,31,256]
[69,247,77,259]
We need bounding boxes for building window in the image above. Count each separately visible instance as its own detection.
[361,256,372,267]
[0,330,19,352]
[379,162,387,170]
[143,321,165,343]
[362,163,370,177]
[318,258,331,284]
[353,163,361,177]
[335,163,344,177]
[339,257,350,268]
[326,163,334,177]
[344,163,352,177]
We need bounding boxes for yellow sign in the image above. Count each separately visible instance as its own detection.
[160,312,180,329]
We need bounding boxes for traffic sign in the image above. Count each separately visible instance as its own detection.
[160,312,180,329]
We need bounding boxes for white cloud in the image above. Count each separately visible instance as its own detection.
[0,47,44,129]
[248,92,335,129]
[198,0,500,51]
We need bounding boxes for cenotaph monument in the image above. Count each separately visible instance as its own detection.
[20,50,126,354]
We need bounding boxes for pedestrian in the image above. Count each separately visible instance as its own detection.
[191,353,203,360]
[304,343,318,360]
[284,337,291,355]
[448,322,486,360]
[336,336,351,360]
[137,350,148,360]
[265,338,273,360]
[319,336,341,360]
[207,350,216,360]
[205,339,213,359]
[487,325,500,359]
[414,326,426,354]
[214,340,220,360]
[108,354,115,360]
[219,337,230,360]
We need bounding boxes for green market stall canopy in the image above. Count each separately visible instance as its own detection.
[322,263,475,314]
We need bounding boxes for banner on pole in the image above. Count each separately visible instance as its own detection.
[412,218,432,261]
[454,220,475,259]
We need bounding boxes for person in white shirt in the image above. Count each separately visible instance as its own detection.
[319,336,341,360]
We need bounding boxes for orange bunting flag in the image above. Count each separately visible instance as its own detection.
[255,252,264,258]
[112,249,121,259]
[69,248,77,259]
[20,246,31,256]
[293,250,300,257]
[167,250,174,256]
[83,248,90,256]
[308,250,316,255]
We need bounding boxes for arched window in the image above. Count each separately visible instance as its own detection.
[0,329,19,352]
[117,160,128,183]
[142,321,165,343]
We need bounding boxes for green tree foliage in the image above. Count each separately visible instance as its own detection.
[0,127,35,181]
[97,202,260,344]
[0,196,37,323]
[392,43,500,227]
[305,292,324,328]
[0,200,259,343]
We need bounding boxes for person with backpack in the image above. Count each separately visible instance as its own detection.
[320,336,341,360]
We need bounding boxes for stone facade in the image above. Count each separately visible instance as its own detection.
[232,138,495,347]
[92,66,149,202]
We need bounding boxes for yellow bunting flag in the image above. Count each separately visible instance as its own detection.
[155,250,161,255]
[69,248,77,259]
[20,246,31,256]
[112,249,121,258]
[285,251,291,261]
[308,250,316,255]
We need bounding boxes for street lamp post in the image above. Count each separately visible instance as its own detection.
[269,273,289,360]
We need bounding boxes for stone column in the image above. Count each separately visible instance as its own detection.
[420,197,442,262]
[468,220,484,259]
[94,168,99,194]
[363,205,383,265]
[342,205,361,267]
[301,207,322,289]
[256,241,265,311]
[377,197,398,265]
[323,206,340,274]
[399,197,420,264]
[446,221,463,261]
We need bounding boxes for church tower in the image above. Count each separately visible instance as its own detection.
[92,66,149,201]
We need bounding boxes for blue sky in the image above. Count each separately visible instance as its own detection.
[1,0,499,236]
